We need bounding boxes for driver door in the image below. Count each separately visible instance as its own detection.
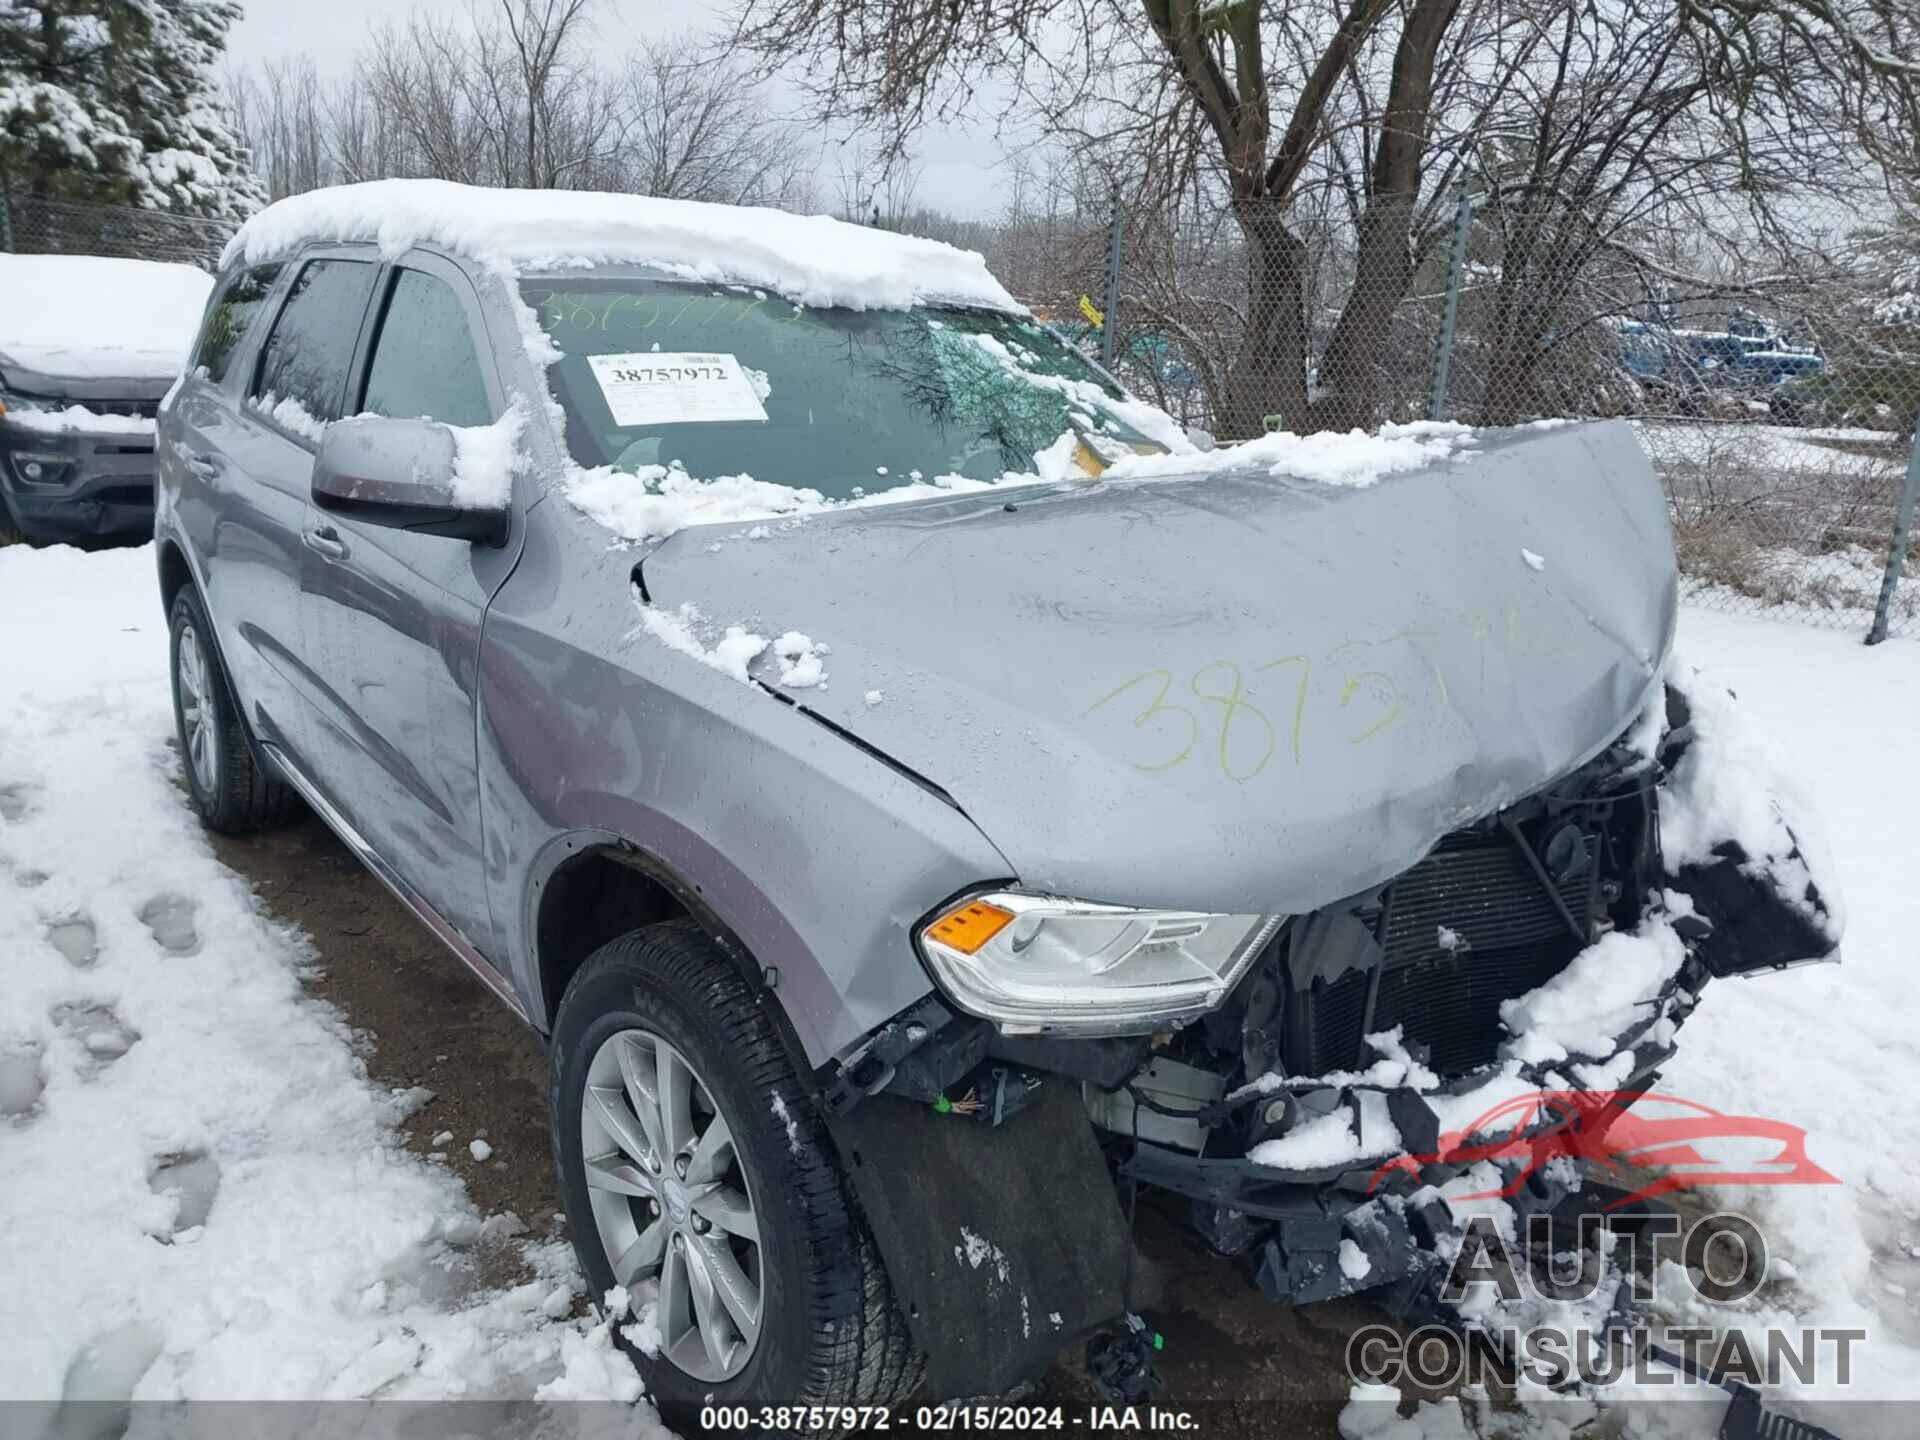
[297,252,524,963]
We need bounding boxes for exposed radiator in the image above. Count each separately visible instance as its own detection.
[1303,828,1598,1077]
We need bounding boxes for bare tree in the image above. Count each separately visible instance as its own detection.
[614,39,814,205]
[227,3,810,206]
[727,0,1918,437]
[833,140,922,228]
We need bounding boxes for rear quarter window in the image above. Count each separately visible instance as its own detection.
[249,258,379,428]
[194,264,282,384]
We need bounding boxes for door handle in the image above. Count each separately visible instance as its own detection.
[181,449,219,479]
[304,524,350,561]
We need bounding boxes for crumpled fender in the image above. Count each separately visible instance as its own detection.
[1657,662,1843,975]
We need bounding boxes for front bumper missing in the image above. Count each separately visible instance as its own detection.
[1117,1016,1677,1310]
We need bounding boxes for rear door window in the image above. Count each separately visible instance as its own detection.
[195,264,282,383]
[248,258,378,432]
[360,268,493,428]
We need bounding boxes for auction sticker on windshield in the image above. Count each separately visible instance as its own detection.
[586,351,769,426]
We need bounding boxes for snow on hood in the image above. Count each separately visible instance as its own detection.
[0,253,212,382]
[221,179,1021,314]
[2,404,154,438]
[569,421,1480,548]
[1110,419,1475,487]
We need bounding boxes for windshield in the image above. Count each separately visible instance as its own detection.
[521,277,1163,499]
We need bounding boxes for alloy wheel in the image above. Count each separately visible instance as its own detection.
[580,1027,764,1382]
[176,622,218,796]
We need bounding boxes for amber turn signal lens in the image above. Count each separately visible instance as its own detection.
[925,899,1015,955]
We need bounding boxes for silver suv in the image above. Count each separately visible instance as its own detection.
[156,184,1836,1425]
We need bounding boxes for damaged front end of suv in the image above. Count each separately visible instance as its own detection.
[825,663,1838,1398]
[1077,666,1840,1314]
[797,425,1840,1401]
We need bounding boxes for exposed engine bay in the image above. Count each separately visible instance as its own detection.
[1090,715,1670,1163]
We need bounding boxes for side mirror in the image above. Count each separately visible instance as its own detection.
[311,416,510,547]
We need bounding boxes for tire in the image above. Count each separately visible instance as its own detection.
[551,920,922,1432]
[167,587,299,834]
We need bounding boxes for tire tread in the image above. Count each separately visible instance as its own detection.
[169,589,299,834]
[552,920,923,1426]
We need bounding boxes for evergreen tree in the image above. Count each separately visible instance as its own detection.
[1,0,264,219]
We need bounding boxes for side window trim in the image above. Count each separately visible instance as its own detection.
[350,250,506,422]
[244,246,385,450]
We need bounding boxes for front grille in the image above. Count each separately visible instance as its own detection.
[1303,828,1597,1076]
[85,398,160,420]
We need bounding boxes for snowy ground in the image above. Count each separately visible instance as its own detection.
[1649,612,1920,1423]
[0,544,669,1432]
[1344,612,1920,1439]
[4,543,1920,1437]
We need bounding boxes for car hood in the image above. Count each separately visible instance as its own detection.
[0,353,176,403]
[640,420,1677,914]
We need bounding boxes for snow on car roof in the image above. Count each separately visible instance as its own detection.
[221,179,1023,314]
[0,253,213,381]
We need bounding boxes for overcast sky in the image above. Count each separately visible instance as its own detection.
[226,0,1013,217]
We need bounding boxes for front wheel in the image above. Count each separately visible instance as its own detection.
[550,920,922,1428]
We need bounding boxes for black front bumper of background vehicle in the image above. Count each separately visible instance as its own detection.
[1,425,156,542]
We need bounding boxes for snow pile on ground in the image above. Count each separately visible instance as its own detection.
[0,253,212,380]
[1339,612,1920,1438]
[2,405,155,438]
[1650,612,1920,1425]
[0,544,672,1429]
[1679,542,1920,635]
[222,178,1019,314]
[448,401,528,509]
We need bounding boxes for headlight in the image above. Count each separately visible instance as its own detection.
[917,891,1283,1035]
[0,388,52,420]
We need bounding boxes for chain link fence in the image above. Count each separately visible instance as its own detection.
[1073,189,1920,643]
[1,191,233,271]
